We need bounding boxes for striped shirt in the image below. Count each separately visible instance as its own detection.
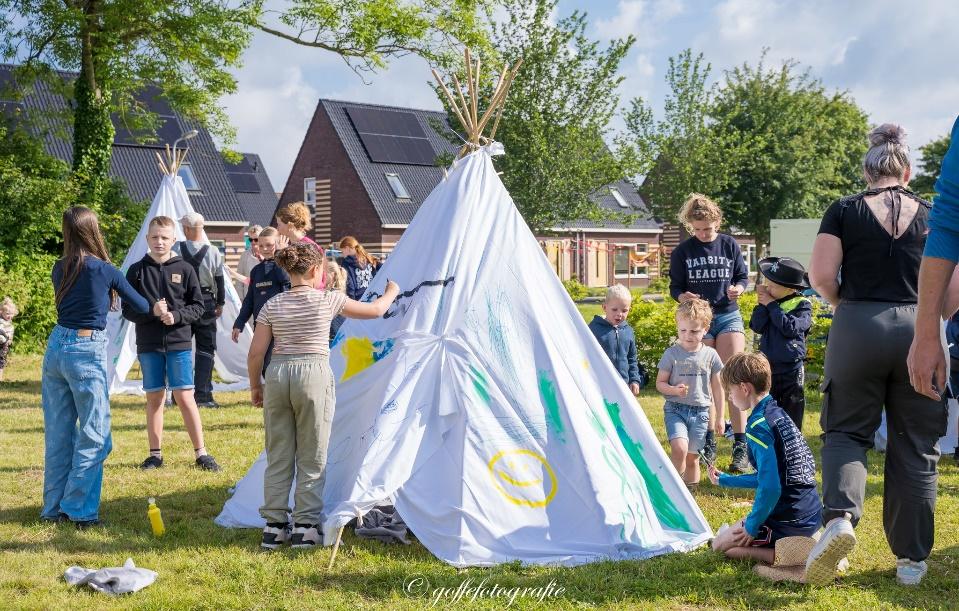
[256,287,347,356]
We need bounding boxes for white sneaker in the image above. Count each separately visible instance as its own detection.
[896,559,927,586]
[805,514,857,586]
[291,523,322,549]
[261,522,291,550]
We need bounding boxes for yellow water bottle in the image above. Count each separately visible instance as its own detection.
[147,497,165,537]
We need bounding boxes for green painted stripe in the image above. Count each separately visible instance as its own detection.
[746,432,768,449]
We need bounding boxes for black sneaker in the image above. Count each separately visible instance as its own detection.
[195,454,222,472]
[702,430,717,466]
[140,455,164,470]
[40,512,69,524]
[197,400,221,408]
[291,523,322,549]
[74,519,102,530]
[728,441,751,473]
[261,522,291,550]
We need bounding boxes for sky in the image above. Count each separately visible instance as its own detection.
[222,0,959,191]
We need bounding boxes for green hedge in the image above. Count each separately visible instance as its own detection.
[626,291,832,389]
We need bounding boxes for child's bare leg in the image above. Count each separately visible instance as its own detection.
[145,390,166,449]
[684,454,700,484]
[172,389,206,451]
[724,546,775,563]
[669,438,688,478]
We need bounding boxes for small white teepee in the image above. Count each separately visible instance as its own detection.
[217,52,712,566]
[105,146,252,395]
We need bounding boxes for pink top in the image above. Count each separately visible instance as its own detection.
[299,235,327,290]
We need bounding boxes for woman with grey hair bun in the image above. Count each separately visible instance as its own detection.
[806,124,959,586]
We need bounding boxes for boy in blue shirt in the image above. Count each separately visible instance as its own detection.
[708,352,821,566]
[588,284,647,395]
[749,257,813,431]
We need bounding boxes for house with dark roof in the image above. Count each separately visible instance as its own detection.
[0,64,278,267]
[278,98,665,288]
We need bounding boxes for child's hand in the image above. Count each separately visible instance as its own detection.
[231,328,241,343]
[153,299,168,316]
[251,385,263,407]
[707,464,722,485]
[730,525,754,547]
[276,235,290,250]
[629,382,640,396]
[713,419,725,436]
[385,280,400,295]
[726,284,744,300]
[160,312,175,326]
[756,285,773,305]
[675,383,688,398]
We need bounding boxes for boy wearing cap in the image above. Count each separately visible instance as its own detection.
[749,257,813,431]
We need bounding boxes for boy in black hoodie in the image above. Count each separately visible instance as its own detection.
[122,216,221,472]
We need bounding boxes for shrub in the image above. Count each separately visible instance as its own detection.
[562,278,588,301]
[0,253,58,353]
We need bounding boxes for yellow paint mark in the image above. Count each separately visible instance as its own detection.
[582,359,590,370]
[340,337,376,382]
[487,449,557,508]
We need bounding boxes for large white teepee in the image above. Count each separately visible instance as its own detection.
[105,148,252,395]
[216,54,711,566]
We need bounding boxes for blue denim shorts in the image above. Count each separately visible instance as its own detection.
[664,401,710,452]
[705,309,745,340]
[139,350,194,392]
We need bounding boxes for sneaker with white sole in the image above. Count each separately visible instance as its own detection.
[805,513,857,586]
[291,523,321,549]
[261,522,291,550]
[896,558,927,586]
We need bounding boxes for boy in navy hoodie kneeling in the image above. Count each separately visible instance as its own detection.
[588,284,647,395]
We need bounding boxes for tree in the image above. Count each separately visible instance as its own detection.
[246,0,498,72]
[626,50,739,224]
[0,0,496,205]
[434,0,641,232]
[911,133,952,200]
[711,55,868,246]
[0,1,251,204]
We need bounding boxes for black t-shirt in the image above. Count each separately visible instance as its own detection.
[818,186,931,303]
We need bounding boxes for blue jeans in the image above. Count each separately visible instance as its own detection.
[705,309,745,340]
[41,326,111,521]
[664,401,711,453]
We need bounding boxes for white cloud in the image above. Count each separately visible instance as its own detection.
[595,0,684,46]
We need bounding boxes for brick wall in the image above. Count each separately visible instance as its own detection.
[278,103,382,247]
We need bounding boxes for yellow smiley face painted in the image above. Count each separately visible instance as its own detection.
[487,449,558,508]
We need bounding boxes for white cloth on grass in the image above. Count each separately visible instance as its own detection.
[64,558,157,595]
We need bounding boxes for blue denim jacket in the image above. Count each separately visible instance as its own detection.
[588,315,647,387]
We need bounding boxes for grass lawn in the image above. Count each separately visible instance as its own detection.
[2,354,958,610]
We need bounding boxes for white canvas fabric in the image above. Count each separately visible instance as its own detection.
[216,145,711,566]
[106,174,251,395]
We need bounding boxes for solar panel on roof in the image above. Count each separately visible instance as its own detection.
[226,172,261,193]
[113,115,183,148]
[345,106,426,138]
[224,156,256,173]
[345,106,437,165]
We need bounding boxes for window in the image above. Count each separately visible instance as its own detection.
[610,186,630,208]
[304,177,316,206]
[209,239,226,254]
[741,243,757,275]
[614,243,651,278]
[177,163,200,191]
[385,173,411,200]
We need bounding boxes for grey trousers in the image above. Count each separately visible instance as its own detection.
[820,300,948,561]
[260,354,335,525]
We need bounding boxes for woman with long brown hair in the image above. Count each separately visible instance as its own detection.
[41,207,152,528]
[338,236,381,301]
